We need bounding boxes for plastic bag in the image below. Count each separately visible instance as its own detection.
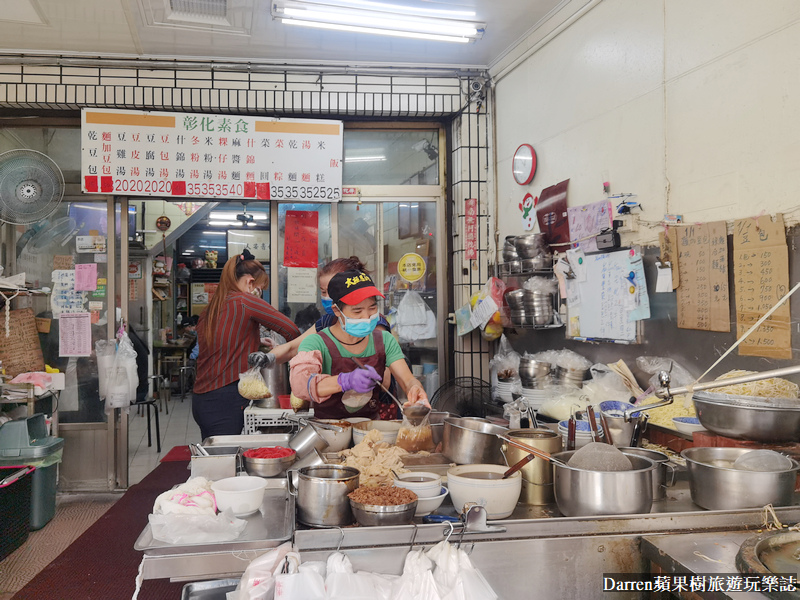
[426,540,497,600]
[396,291,437,343]
[148,510,247,545]
[235,542,295,600]
[95,339,116,399]
[104,331,138,413]
[470,278,506,341]
[390,550,441,600]
[396,411,435,453]
[326,552,396,600]
[239,366,272,399]
[636,356,695,392]
[489,335,520,382]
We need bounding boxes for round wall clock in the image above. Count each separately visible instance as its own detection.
[512,143,537,185]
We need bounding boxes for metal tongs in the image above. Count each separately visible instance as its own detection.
[283,413,345,433]
[189,443,209,456]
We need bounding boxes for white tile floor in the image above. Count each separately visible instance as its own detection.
[127,392,200,485]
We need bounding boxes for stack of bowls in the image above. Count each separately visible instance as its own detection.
[393,472,449,516]
[521,254,554,273]
[505,289,530,327]
[523,290,554,326]
[553,366,588,388]
[519,356,551,389]
[513,234,547,259]
[557,419,604,449]
[501,236,521,275]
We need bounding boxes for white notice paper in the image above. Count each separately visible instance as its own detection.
[286,267,318,303]
[59,312,92,357]
[469,296,498,329]
[655,262,673,293]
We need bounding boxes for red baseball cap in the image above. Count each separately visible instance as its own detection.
[328,270,384,305]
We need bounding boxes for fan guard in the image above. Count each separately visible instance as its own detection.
[430,377,493,418]
[0,149,65,225]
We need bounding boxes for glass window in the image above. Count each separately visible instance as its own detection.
[337,203,378,273]
[342,130,439,185]
[277,203,332,332]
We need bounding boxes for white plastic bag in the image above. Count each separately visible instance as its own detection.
[390,550,442,600]
[95,339,116,399]
[326,553,396,600]
[238,366,272,400]
[148,511,246,545]
[396,291,437,343]
[235,543,295,600]
[426,541,497,600]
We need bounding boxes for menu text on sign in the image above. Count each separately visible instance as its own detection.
[81,109,343,202]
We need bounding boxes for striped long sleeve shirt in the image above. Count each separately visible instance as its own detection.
[194,292,300,394]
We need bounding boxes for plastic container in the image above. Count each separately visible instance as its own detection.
[211,476,267,517]
[0,414,64,530]
[278,395,292,410]
[0,465,33,560]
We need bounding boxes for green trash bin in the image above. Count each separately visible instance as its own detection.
[0,413,64,530]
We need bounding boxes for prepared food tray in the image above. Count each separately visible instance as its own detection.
[181,578,239,600]
[134,478,293,554]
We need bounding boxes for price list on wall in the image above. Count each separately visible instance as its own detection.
[733,215,791,358]
[676,222,730,332]
[81,108,343,201]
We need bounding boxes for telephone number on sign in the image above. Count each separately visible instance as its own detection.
[271,185,341,200]
[184,183,246,197]
[114,179,173,193]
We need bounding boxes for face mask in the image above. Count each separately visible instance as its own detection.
[339,312,379,337]
[321,297,334,315]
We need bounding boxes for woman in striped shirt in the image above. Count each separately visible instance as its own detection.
[192,249,301,440]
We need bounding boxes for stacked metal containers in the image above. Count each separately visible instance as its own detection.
[519,355,551,389]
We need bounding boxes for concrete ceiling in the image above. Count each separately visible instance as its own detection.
[0,0,565,70]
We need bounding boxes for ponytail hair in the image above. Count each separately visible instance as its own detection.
[319,256,367,278]
[203,249,269,344]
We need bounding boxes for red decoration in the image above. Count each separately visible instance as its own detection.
[284,211,319,268]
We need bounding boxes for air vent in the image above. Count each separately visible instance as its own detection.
[169,0,227,18]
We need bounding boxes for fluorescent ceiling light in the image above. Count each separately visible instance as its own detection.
[209,220,243,226]
[345,155,387,162]
[229,232,254,237]
[335,0,476,18]
[202,231,227,235]
[247,222,258,227]
[209,211,267,220]
[273,1,483,43]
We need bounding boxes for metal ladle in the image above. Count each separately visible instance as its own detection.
[350,357,431,424]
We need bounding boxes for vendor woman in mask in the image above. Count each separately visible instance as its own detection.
[288,270,429,420]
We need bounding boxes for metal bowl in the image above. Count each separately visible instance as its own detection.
[350,498,418,526]
[693,391,800,442]
[513,234,547,258]
[442,417,508,465]
[552,451,657,516]
[243,452,296,477]
[681,447,799,510]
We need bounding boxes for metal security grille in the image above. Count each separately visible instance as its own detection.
[448,78,493,382]
[0,62,464,118]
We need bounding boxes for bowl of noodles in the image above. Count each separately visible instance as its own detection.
[692,370,800,442]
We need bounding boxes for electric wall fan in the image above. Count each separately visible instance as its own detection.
[0,149,65,225]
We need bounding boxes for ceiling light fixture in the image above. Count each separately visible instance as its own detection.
[345,155,387,162]
[272,1,484,44]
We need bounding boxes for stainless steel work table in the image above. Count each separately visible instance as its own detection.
[135,468,800,598]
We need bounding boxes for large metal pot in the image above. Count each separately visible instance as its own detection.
[261,362,289,398]
[693,392,800,442]
[618,447,675,501]
[552,450,657,516]
[681,447,799,510]
[442,417,508,465]
[502,428,561,505]
[288,465,360,527]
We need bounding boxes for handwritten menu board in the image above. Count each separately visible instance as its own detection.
[676,222,730,332]
[567,199,612,253]
[0,308,45,377]
[59,312,92,357]
[284,210,319,268]
[733,215,791,358]
[51,270,88,319]
[81,109,343,201]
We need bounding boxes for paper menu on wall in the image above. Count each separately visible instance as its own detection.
[74,263,98,291]
[733,215,791,358]
[573,248,649,342]
[676,222,730,332]
[51,270,88,319]
[567,200,612,253]
[59,312,92,357]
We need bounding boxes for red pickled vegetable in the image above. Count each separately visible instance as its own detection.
[243,446,296,459]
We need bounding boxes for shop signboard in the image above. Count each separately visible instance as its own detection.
[81,108,343,202]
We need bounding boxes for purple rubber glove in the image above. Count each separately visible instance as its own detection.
[338,366,381,394]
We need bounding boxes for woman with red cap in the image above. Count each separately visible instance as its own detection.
[288,269,429,420]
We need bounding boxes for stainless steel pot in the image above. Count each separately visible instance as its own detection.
[261,362,289,398]
[289,424,330,459]
[288,465,360,527]
[693,392,800,442]
[681,447,799,510]
[618,447,676,501]
[502,428,562,505]
[552,451,657,516]
[442,417,508,465]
